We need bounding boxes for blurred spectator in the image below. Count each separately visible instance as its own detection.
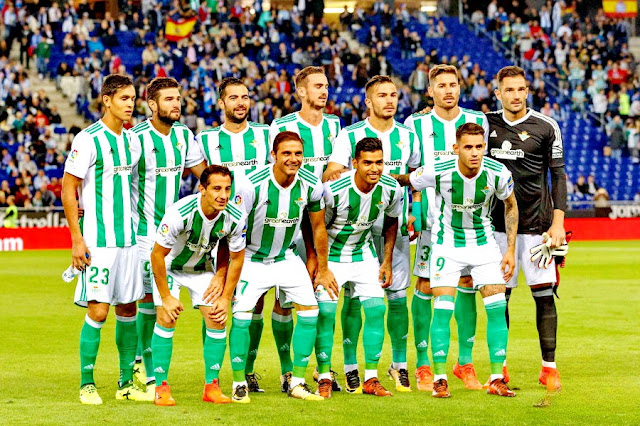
[2,196,18,228]
[571,85,587,116]
[576,175,589,196]
[586,175,599,196]
[607,115,625,159]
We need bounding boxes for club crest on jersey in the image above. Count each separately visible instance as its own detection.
[481,186,491,195]
[69,149,79,161]
[375,200,385,209]
[490,130,497,138]
[175,140,183,149]
[250,139,260,148]
[396,140,405,149]
[215,229,226,239]
[518,131,530,141]
[294,197,305,207]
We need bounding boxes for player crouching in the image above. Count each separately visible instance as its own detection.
[150,165,246,405]
[393,123,518,398]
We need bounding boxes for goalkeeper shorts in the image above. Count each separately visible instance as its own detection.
[494,232,557,289]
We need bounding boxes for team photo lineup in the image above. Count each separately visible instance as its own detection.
[62,57,572,408]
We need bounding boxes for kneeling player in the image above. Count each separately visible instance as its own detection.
[394,123,518,397]
[229,131,336,402]
[315,138,402,398]
[150,165,246,406]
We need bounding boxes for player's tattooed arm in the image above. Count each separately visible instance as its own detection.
[501,192,518,282]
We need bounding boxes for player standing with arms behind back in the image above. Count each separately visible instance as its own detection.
[404,64,490,391]
[129,77,206,393]
[487,66,566,391]
[62,74,151,404]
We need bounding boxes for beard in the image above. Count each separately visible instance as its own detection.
[225,106,248,124]
[157,108,179,126]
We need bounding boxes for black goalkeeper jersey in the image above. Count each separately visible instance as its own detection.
[486,109,565,234]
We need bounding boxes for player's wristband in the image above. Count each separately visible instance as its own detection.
[412,201,422,232]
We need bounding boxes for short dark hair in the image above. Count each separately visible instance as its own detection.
[100,74,134,98]
[146,77,180,103]
[200,165,233,187]
[456,122,485,141]
[365,75,394,96]
[496,65,526,83]
[294,66,325,91]
[219,77,246,99]
[355,137,383,159]
[273,131,302,154]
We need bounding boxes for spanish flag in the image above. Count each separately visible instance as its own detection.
[165,17,197,42]
[603,0,637,18]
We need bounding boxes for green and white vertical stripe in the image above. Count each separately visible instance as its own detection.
[404,108,489,229]
[269,112,341,178]
[197,122,270,175]
[71,121,136,248]
[324,171,401,262]
[432,158,507,248]
[130,120,203,238]
[241,165,324,263]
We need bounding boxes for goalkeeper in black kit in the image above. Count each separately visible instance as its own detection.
[485,66,569,392]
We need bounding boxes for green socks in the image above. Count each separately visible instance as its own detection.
[230,314,251,382]
[454,288,477,365]
[291,310,319,379]
[79,314,103,386]
[151,324,174,384]
[315,302,338,374]
[362,298,385,370]
[115,316,137,385]
[271,312,293,374]
[387,294,409,366]
[136,302,156,380]
[484,294,508,375]
[412,289,433,368]
[431,295,455,375]
[204,327,227,383]
[245,314,264,374]
[341,293,362,366]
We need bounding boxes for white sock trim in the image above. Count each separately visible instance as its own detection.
[433,299,455,311]
[234,312,253,321]
[138,308,156,315]
[434,374,447,381]
[205,328,227,339]
[392,362,408,370]
[153,324,174,338]
[344,364,358,374]
[483,293,506,306]
[413,289,433,300]
[115,315,136,323]
[84,314,105,329]
[297,309,319,318]
[542,360,557,369]
[271,312,293,323]
[290,376,304,388]
[233,381,248,389]
[251,313,264,321]
[318,372,331,381]
[490,373,504,382]
[364,369,378,382]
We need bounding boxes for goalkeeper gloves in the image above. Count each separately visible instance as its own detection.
[529,232,570,269]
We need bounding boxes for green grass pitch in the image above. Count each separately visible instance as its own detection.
[2,241,639,424]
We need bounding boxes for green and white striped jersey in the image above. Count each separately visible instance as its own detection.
[329,118,420,235]
[197,122,270,175]
[324,170,403,262]
[64,120,140,248]
[155,193,246,272]
[269,112,341,178]
[130,119,205,239]
[409,157,514,248]
[404,109,489,230]
[236,164,325,263]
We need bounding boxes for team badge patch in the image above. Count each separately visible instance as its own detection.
[518,131,530,141]
[294,197,305,207]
